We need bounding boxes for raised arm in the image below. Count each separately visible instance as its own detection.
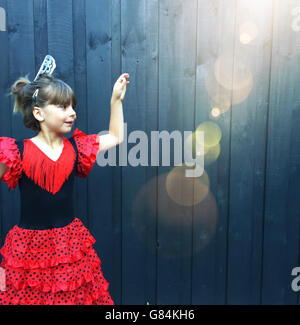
[98,73,129,153]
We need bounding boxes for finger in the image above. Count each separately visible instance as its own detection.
[120,77,130,84]
[118,74,129,84]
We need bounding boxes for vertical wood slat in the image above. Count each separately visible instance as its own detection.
[143,0,159,306]
[111,0,122,304]
[0,0,9,257]
[47,0,74,85]
[262,0,300,304]
[85,0,116,302]
[122,0,145,304]
[193,0,236,304]
[157,0,197,304]
[120,0,159,305]
[33,0,48,71]
[228,0,274,304]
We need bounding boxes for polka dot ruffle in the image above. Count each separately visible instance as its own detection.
[0,218,114,305]
[72,128,100,178]
[0,137,22,189]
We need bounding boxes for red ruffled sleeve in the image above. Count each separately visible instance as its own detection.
[72,128,100,178]
[0,137,23,189]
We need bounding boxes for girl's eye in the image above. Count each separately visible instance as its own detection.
[58,105,76,110]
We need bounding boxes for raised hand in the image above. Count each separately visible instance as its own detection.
[111,73,130,102]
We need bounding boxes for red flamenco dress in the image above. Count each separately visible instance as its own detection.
[0,128,114,305]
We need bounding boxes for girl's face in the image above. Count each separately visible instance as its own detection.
[35,103,77,134]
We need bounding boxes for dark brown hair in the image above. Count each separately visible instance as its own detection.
[9,73,77,131]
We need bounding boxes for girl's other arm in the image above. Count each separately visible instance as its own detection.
[0,162,8,179]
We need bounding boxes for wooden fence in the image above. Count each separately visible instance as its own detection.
[0,0,300,304]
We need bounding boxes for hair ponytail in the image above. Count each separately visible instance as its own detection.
[10,73,31,115]
[9,73,41,131]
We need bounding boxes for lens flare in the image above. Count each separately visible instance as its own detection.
[204,143,221,165]
[185,121,222,166]
[240,21,259,44]
[131,173,218,259]
[211,107,221,118]
[205,54,254,106]
[214,54,253,92]
[196,121,222,148]
[166,165,210,207]
[205,64,232,114]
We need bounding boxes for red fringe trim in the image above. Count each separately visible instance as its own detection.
[22,138,76,195]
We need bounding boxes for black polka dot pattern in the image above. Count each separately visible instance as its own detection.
[72,129,100,178]
[0,218,114,305]
[0,137,23,189]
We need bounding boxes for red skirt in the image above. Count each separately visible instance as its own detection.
[0,218,114,305]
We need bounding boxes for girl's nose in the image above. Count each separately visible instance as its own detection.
[69,106,76,117]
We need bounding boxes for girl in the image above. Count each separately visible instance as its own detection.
[0,71,129,305]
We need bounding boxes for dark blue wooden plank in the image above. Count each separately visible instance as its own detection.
[120,0,159,305]
[0,0,9,259]
[192,0,235,304]
[262,0,300,304]
[157,0,198,304]
[227,0,274,304]
[85,0,116,303]
[110,0,123,304]
[47,0,74,86]
[140,0,159,306]
[33,0,48,70]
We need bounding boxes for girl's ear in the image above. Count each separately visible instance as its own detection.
[32,106,44,122]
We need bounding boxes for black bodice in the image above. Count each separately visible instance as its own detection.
[14,137,78,230]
